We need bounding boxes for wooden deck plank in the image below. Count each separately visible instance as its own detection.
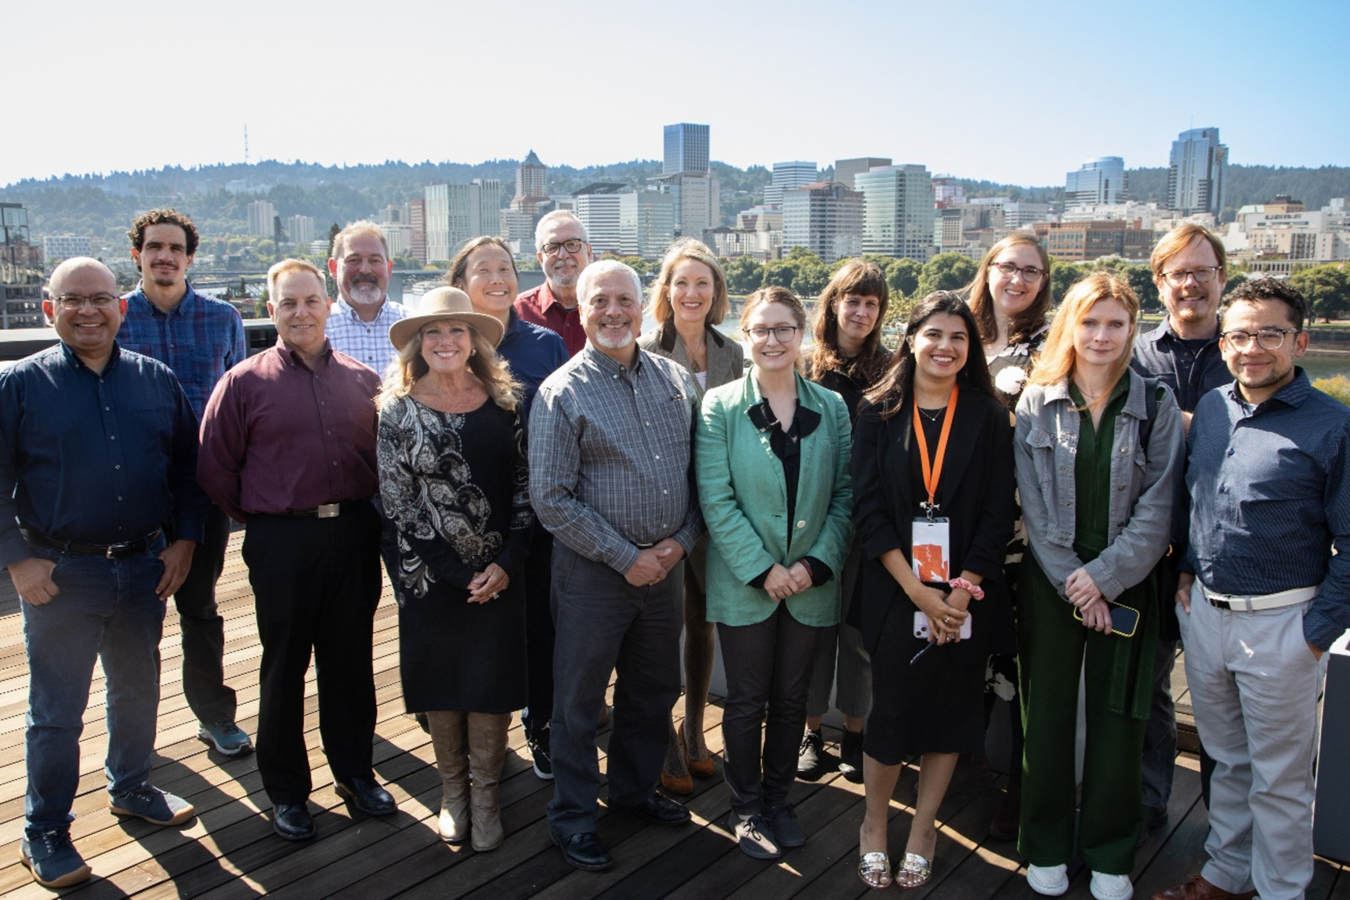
[0,536,1340,898]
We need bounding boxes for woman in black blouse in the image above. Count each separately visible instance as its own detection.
[851,293,1015,889]
[377,287,531,853]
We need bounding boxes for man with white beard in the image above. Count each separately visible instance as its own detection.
[529,261,702,870]
[325,221,407,373]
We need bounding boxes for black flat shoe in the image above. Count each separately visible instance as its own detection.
[551,830,613,871]
[335,777,396,816]
[273,803,316,841]
[614,793,691,827]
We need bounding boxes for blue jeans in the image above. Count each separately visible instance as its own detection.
[21,537,168,837]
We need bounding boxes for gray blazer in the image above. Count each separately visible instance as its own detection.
[637,322,744,398]
[1013,368,1184,603]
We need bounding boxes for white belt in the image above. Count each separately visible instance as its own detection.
[1201,583,1318,612]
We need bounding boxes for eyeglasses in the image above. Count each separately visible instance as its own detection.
[55,293,119,310]
[989,262,1044,282]
[541,239,585,256]
[1160,266,1221,287]
[1220,328,1298,351]
[744,325,801,343]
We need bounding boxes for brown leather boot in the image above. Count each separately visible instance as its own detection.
[467,711,511,851]
[426,710,470,843]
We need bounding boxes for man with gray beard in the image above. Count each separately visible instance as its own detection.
[325,221,408,374]
[515,210,593,357]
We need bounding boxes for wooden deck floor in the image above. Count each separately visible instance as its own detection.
[1,532,1346,899]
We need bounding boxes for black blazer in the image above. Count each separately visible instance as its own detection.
[850,388,1016,663]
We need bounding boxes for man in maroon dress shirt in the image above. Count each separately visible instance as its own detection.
[513,210,594,357]
[198,258,395,841]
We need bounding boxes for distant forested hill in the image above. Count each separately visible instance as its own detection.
[1,158,1344,247]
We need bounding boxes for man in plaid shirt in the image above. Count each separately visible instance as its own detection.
[325,221,407,375]
[119,208,251,759]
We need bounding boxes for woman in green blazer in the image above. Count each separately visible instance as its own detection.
[697,286,853,860]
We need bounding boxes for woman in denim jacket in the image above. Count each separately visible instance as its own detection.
[1013,273,1184,900]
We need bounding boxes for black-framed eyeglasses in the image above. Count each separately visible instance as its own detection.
[541,239,585,255]
[1160,266,1221,287]
[744,325,801,343]
[1220,328,1298,351]
[989,261,1044,282]
[55,293,119,310]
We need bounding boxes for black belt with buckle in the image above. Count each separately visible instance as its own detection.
[21,526,163,559]
[267,500,368,519]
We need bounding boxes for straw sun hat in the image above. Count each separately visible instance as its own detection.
[388,287,506,351]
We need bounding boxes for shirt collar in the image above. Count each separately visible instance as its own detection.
[1151,315,1221,346]
[274,336,333,370]
[1225,367,1312,412]
[59,339,122,374]
[126,281,200,318]
[335,295,391,322]
[537,282,573,315]
[582,342,642,377]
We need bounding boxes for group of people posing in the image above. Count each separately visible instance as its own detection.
[2,209,1345,900]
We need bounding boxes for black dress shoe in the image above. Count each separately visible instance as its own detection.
[551,830,613,871]
[273,803,316,841]
[335,777,396,816]
[614,793,691,827]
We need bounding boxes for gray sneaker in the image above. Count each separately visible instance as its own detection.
[110,785,195,826]
[197,720,253,756]
[729,811,781,859]
[20,830,91,888]
[765,801,805,848]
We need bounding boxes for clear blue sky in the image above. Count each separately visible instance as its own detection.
[6,0,1346,188]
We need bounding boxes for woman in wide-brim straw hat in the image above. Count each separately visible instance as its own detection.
[377,287,529,852]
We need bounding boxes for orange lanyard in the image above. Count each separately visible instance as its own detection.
[912,384,959,518]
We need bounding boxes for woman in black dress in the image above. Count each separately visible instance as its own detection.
[852,293,1014,889]
[377,287,531,852]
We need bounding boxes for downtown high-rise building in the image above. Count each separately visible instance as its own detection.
[834,157,892,190]
[423,180,503,262]
[1066,157,1127,207]
[285,214,315,245]
[782,182,863,261]
[572,183,626,256]
[1167,128,1228,217]
[619,190,675,260]
[512,150,550,214]
[764,161,819,207]
[855,164,936,261]
[664,123,710,176]
[247,200,277,237]
[657,122,719,236]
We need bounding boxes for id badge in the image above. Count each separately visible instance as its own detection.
[911,517,951,582]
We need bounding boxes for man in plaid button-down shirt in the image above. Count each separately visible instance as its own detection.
[325,221,407,375]
[530,260,702,872]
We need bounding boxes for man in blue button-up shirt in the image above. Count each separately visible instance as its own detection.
[1158,279,1350,900]
[119,208,251,759]
[1,258,208,889]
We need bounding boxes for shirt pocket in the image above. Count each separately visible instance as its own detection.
[1026,428,1057,486]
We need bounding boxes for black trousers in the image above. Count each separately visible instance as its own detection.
[718,604,820,816]
[522,522,556,734]
[173,504,236,724]
[547,542,681,837]
[243,504,382,805]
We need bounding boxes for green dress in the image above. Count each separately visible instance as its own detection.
[1017,381,1159,875]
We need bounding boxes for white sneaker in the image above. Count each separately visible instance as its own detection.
[1090,871,1133,900]
[1027,863,1069,896]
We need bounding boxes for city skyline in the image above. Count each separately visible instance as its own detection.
[4,0,1346,189]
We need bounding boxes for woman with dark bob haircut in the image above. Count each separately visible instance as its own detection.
[851,292,1015,889]
[797,259,892,784]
